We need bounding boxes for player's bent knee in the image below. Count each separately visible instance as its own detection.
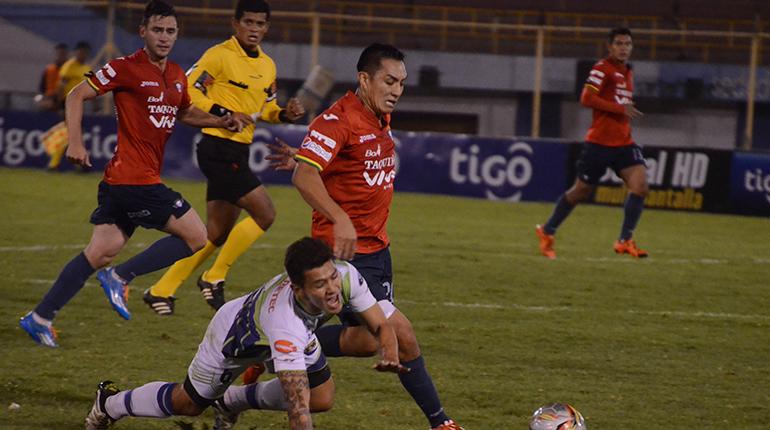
[252,208,276,231]
[309,373,334,412]
[389,311,421,360]
[171,385,206,416]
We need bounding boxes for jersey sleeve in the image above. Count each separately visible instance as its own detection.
[343,263,378,313]
[87,59,128,95]
[295,114,350,171]
[179,73,193,110]
[584,63,607,93]
[268,328,309,372]
[186,47,222,114]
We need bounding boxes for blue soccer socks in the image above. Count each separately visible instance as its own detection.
[620,192,645,241]
[543,194,575,236]
[115,236,194,283]
[34,252,96,321]
[398,356,451,428]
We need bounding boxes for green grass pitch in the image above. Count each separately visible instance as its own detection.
[1,167,768,429]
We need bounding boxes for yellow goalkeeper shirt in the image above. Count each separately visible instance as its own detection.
[187,36,284,144]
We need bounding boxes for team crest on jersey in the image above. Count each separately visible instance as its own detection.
[175,82,183,93]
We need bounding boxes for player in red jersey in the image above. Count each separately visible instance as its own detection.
[536,27,649,259]
[19,0,251,348]
[268,43,463,430]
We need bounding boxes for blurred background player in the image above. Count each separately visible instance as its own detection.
[41,41,92,170]
[18,0,249,348]
[536,27,649,259]
[143,0,305,316]
[84,237,406,430]
[269,43,463,430]
[58,41,92,107]
[35,42,68,111]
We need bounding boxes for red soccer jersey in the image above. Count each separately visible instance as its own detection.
[87,49,192,185]
[582,57,634,147]
[295,91,396,254]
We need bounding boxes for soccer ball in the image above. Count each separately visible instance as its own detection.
[529,403,586,430]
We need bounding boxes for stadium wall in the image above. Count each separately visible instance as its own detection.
[2,7,769,148]
[1,110,767,217]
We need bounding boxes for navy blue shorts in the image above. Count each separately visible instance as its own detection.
[197,134,262,204]
[89,181,192,237]
[339,247,393,326]
[575,142,646,185]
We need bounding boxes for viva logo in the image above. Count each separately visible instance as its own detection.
[149,115,176,129]
[364,169,396,187]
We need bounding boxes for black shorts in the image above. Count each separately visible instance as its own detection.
[575,142,646,185]
[338,247,393,326]
[89,181,192,237]
[197,134,262,203]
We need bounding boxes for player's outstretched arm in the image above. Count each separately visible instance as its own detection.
[64,81,99,167]
[292,162,357,260]
[177,105,253,131]
[266,137,299,171]
[358,304,408,374]
[277,370,314,430]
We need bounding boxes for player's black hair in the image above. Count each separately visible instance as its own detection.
[284,237,334,287]
[54,43,68,50]
[235,0,271,21]
[608,27,632,43]
[74,41,91,51]
[356,43,405,76]
[141,0,177,26]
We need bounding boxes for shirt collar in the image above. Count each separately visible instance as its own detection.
[229,36,261,58]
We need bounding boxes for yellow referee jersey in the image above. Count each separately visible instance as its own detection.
[59,58,90,98]
[187,36,284,144]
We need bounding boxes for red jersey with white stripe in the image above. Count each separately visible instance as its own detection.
[583,57,634,147]
[87,49,192,185]
[295,91,396,254]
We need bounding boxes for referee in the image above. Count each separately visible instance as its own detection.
[143,0,305,315]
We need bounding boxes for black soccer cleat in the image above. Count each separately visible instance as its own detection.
[197,275,225,310]
[85,380,120,430]
[142,289,176,316]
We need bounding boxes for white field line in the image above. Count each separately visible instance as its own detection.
[19,279,770,323]
[397,299,770,323]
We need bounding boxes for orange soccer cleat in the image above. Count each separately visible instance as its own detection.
[614,239,648,258]
[431,420,464,430]
[535,224,556,259]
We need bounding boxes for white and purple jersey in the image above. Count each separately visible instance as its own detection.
[222,261,377,372]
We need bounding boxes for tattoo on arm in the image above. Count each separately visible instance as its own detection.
[278,370,313,430]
